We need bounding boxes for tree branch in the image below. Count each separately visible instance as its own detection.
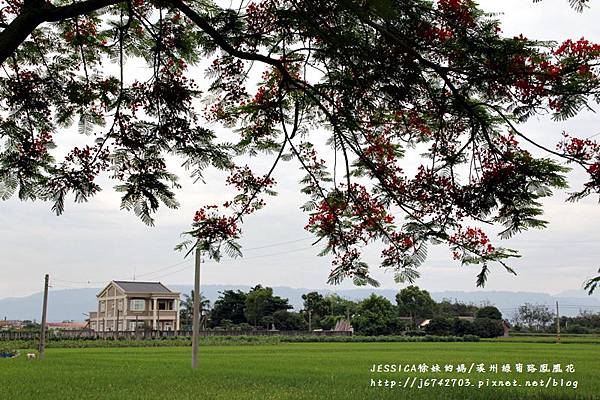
[0,0,122,65]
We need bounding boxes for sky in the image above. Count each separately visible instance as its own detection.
[1,0,600,299]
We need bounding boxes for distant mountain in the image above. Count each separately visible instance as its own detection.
[1,285,599,322]
[0,288,98,323]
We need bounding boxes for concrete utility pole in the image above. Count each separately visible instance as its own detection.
[556,301,561,344]
[39,274,49,359]
[192,247,201,369]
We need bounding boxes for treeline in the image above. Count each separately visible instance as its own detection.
[512,303,600,334]
[179,285,507,337]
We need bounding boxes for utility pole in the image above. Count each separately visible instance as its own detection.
[192,247,201,369]
[556,301,560,344]
[39,274,49,359]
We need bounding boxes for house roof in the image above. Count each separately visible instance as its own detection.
[113,281,173,294]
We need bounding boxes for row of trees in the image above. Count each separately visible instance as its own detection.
[561,311,600,334]
[179,285,600,336]
[512,304,600,334]
[180,285,303,331]
[179,285,509,337]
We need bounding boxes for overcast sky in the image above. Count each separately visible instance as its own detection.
[1,0,600,299]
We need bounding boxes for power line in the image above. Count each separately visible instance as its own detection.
[587,131,600,139]
[52,278,105,285]
[149,246,317,280]
[50,236,314,282]
[135,237,314,279]
[135,259,191,279]
[51,239,319,285]
[241,236,313,251]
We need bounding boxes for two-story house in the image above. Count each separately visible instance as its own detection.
[89,281,180,332]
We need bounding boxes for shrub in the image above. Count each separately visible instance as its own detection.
[566,324,590,334]
[405,330,426,337]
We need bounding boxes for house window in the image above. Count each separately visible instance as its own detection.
[99,301,105,312]
[130,299,145,311]
[158,300,173,310]
[117,300,123,311]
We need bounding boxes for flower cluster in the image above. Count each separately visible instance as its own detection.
[226,166,276,192]
[558,133,600,194]
[246,0,284,37]
[63,144,110,182]
[305,200,343,236]
[422,26,454,43]
[192,205,240,242]
[553,38,600,58]
[64,19,106,47]
[224,166,277,213]
[437,0,475,28]
[18,130,53,161]
[558,133,599,162]
[449,226,495,261]
[380,231,416,269]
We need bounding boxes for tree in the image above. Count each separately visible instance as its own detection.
[513,303,554,331]
[244,285,291,327]
[179,290,210,330]
[182,290,211,329]
[301,291,329,328]
[1,0,600,287]
[325,294,357,318]
[352,294,401,336]
[475,306,502,320]
[453,318,476,336]
[435,300,478,318]
[210,290,247,327]
[424,317,452,336]
[396,285,435,328]
[272,310,306,331]
[473,318,504,338]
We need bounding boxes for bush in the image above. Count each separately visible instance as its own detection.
[405,330,426,336]
[566,324,590,334]
[0,344,19,357]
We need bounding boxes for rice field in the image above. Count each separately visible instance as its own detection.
[1,342,599,399]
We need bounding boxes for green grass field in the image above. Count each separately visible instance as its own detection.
[1,342,599,399]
